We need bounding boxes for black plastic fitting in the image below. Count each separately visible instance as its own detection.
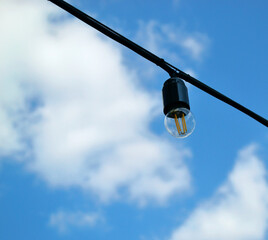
[162,77,190,116]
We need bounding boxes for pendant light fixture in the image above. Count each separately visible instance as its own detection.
[47,0,268,138]
[162,77,195,138]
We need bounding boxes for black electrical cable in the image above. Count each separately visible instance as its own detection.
[48,0,268,127]
[47,0,175,76]
[162,62,268,127]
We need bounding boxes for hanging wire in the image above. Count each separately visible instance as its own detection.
[48,0,268,127]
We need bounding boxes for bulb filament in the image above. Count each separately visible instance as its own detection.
[175,113,187,135]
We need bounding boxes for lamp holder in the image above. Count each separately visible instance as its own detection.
[162,78,190,116]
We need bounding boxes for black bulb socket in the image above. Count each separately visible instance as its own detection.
[162,77,190,116]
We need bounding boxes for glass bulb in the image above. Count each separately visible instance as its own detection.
[164,107,195,138]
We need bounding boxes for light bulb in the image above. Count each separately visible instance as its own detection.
[164,107,195,138]
[162,77,195,138]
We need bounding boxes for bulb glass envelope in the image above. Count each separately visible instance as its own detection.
[162,77,196,138]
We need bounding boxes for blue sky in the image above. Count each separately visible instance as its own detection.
[0,0,268,239]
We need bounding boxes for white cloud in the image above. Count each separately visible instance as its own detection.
[133,21,209,81]
[49,210,102,233]
[0,0,192,205]
[136,21,209,62]
[181,36,207,60]
[169,144,268,240]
